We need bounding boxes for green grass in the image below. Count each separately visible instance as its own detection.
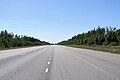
[0,45,43,51]
[68,45,120,54]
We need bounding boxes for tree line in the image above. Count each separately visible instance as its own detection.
[58,26,120,46]
[0,30,50,48]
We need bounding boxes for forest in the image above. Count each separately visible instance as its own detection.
[58,26,120,46]
[0,30,50,48]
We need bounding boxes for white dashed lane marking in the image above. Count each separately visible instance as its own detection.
[45,55,52,73]
[48,62,51,64]
[45,68,49,72]
[49,58,51,60]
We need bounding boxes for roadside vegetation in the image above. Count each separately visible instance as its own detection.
[0,30,50,50]
[69,45,120,54]
[58,26,120,54]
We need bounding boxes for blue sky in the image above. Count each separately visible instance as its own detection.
[0,0,120,43]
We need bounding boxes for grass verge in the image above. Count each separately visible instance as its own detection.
[0,45,44,51]
[68,45,120,54]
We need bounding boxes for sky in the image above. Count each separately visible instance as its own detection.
[0,0,120,43]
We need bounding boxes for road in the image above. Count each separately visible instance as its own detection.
[0,45,120,80]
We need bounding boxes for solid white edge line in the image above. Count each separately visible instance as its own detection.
[79,57,120,80]
[45,68,49,72]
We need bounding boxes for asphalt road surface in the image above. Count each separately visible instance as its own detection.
[0,45,120,80]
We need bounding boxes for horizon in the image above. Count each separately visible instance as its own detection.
[0,0,120,43]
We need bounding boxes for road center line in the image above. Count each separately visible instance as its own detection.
[49,58,51,60]
[45,68,49,72]
[48,62,51,64]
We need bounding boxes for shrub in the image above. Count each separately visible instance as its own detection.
[109,42,118,46]
[102,42,107,46]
